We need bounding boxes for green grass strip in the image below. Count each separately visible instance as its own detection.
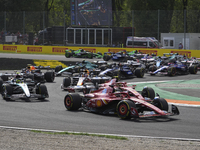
[31,130,128,140]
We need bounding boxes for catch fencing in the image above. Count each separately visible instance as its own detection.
[0,10,199,49]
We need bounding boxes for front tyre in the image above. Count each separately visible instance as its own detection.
[64,93,82,110]
[117,100,136,119]
[2,84,13,100]
[152,98,168,111]
[44,72,55,82]
[189,65,198,74]
[36,84,49,100]
[141,87,155,100]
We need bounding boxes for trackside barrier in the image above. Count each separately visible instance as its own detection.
[0,44,200,58]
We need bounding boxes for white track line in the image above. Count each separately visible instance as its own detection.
[0,126,200,142]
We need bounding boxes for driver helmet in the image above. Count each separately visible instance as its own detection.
[15,72,21,79]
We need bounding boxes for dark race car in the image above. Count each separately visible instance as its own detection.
[21,65,55,83]
[98,63,145,80]
[61,69,112,94]
[65,49,94,59]
[103,51,130,62]
[64,79,179,119]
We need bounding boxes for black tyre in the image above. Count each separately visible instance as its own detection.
[135,68,145,78]
[36,84,49,100]
[2,84,13,100]
[152,98,169,111]
[64,93,82,110]
[1,75,8,81]
[189,65,198,74]
[65,52,71,58]
[117,100,136,119]
[55,65,63,73]
[168,67,176,76]
[103,55,111,61]
[141,87,155,100]
[44,72,55,82]
[63,77,71,87]
[148,65,157,72]
[88,53,93,59]
[0,79,3,92]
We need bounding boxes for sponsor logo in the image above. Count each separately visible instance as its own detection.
[52,47,68,53]
[3,46,17,51]
[138,50,157,55]
[27,47,42,52]
[80,48,96,53]
[108,49,126,53]
[171,51,191,57]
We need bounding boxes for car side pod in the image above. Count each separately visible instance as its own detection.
[171,104,180,115]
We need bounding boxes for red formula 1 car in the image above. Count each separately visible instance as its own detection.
[64,79,179,119]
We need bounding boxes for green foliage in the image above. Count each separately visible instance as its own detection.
[0,0,200,38]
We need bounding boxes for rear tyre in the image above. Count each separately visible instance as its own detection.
[88,53,93,59]
[65,52,71,58]
[64,93,82,110]
[44,72,55,82]
[63,77,71,87]
[168,67,176,76]
[1,75,8,81]
[141,87,155,100]
[152,98,168,111]
[103,55,111,61]
[2,84,13,100]
[189,65,198,74]
[135,68,145,78]
[117,100,136,119]
[0,79,3,92]
[148,65,157,72]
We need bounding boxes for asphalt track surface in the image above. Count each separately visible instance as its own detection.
[0,53,200,140]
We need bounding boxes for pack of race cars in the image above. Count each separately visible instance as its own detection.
[2,50,200,120]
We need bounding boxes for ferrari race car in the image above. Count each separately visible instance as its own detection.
[0,75,49,101]
[64,79,179,119]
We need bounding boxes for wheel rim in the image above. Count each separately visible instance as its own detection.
[194,66,197,74]
[65,96,72,107]
[172,68,176,75]
[119,104,128,115]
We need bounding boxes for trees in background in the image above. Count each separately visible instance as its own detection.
[0,0,199,37]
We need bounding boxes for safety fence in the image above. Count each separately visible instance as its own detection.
[0,44,200,58]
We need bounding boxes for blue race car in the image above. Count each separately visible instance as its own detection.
[99,63,145,80]
[149,57,198,76]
